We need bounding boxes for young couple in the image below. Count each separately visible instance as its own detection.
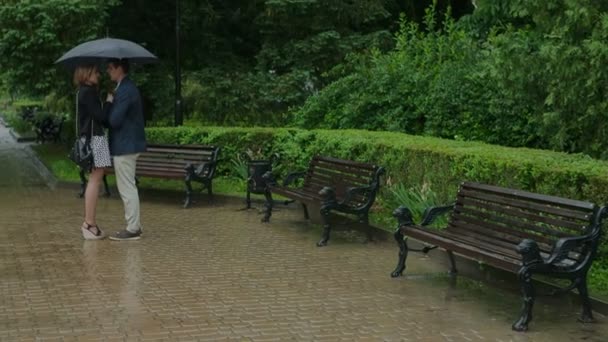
[74,59,146,241]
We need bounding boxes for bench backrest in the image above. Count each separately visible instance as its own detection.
[136,144,220,178]
[449,181,598,260]
[302,156,383,204]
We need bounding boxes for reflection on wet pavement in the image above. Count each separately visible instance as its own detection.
[1,120,607,341]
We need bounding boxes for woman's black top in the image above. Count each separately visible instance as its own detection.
[77,85,109,137]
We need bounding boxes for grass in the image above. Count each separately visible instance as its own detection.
[2,107,34,135]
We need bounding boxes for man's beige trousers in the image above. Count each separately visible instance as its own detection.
[113,153,142,233]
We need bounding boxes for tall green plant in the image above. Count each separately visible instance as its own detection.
[383,182,448,228]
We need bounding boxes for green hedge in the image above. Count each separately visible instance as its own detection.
[147,126,608,204]
[147,126,608,296]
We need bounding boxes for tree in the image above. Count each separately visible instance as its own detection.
[473,0,608,157]
[0,0,118,96]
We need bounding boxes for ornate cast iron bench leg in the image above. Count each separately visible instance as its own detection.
[78,169,87,198]
[359,213,373,243]
[513,266,535,332]
[318,205,331,247]
[447,251,458,276]
[78,170,111,198]
[102,175,111,197]
[206,179,213,197]
[302,204,309,219]
[246,181,252,209]
[317,186,338,247]
[261,189,273,223]
[184,176,193,208]
[577,275,594,323]
[391,228,408,277]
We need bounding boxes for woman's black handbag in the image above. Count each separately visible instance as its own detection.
[68,90,93,171]
[69,136,93,170]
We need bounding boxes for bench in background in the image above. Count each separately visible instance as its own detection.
[262,156,384,246]
[102,144,220,207]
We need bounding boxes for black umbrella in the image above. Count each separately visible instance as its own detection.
[55,38,158,67]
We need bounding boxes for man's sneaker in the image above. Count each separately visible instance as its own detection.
[109,229,142,241]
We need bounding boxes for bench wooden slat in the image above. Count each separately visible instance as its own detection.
[456,197,587,234]
[459,188,593,224]
[452,206,575,243]
[448,222,555,256]
[135,171,184,179]
[147,144,217,152]
[142,152,215,160]
[449,222,583,262]
[139,153,214,161]
[401,226,522,272]
[449,208,557,247]
[306,174,369,192]
[311,159,375,178]
[437,228,522,259]
[135,165,186,173]
[309,168,373,187]
[270,187,320,203]
[462,182,595,211]
[136,161,188,169]
[136,160,198,169]
[313,156,377,171]
[458,188,592,221]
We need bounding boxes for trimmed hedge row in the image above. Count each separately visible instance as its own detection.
[147,126,608,204]
[146,126,608,296]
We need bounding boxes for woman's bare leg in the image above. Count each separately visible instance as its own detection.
[84,168,105,234]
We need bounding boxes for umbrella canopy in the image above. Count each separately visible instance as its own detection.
[55,38,158,67]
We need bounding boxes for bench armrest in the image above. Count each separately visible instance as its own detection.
[420,203,455,226]
[393,206,416,227]
[339,185,374,208]
[185,161,217,179]
[515,234,597,268]
[282,171,307,187]
[517,206,607,267]
[546,234,597,265]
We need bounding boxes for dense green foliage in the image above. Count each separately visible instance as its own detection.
[145,126,608,204]
[4,1,608,158]
[296,1,608,158]
[0,0,471,124]
[0,0,119,96]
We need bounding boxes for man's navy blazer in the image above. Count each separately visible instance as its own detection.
[107,77,147,156]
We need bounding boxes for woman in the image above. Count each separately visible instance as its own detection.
[74,65,112,240]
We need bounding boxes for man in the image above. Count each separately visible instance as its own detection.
[105,59,146,240]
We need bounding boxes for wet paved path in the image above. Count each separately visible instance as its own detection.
[1,120,608,341]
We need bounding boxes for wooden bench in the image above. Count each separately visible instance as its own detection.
[106,144,220,207]
[34,115,65,143]
[261,156,385,246]
[391,181,607,331]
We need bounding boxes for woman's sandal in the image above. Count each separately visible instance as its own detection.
[81,222,106,240]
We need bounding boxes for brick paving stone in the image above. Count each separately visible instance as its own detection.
[1,120,608,341]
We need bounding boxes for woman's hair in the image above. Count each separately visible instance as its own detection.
[73,65,98,86]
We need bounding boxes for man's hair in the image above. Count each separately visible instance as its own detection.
[109,58,130,74]
[73,65,98,86]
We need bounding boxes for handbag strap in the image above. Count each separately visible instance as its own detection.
[75,89,94,140]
